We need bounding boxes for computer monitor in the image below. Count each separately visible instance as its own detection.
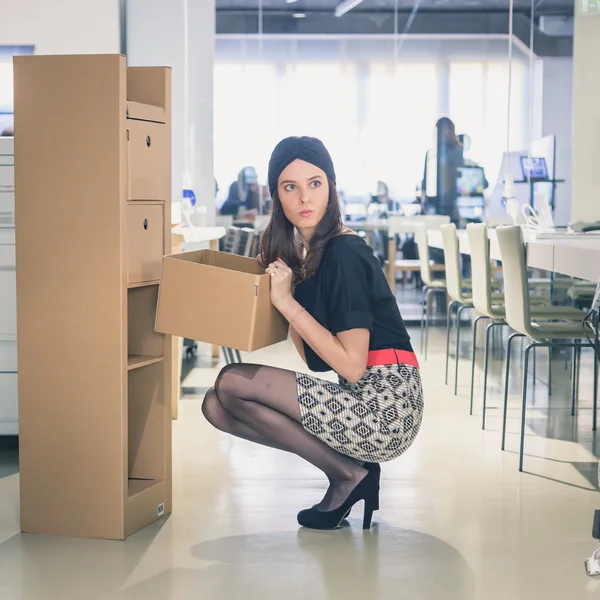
[456,166,485,220]
[520,156,549,181]
[456,166,485,197]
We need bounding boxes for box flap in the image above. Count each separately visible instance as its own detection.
[166,249,265,276]
[126,101,166,124]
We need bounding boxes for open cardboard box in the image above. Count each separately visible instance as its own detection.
[155,249,289,352]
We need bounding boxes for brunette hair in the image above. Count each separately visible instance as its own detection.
[436,117,462,148]
[260,177,344,283]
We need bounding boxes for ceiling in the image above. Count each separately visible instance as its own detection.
[216,0,574,15]
[215,0,575,56]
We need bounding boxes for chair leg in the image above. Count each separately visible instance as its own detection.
[469,315,490,416]
[222,346,231,364]
[548,345,552,396]
[445,300,458,385]
[420,286,428,354]
[424,288,435,360]
[482,321,507,430]
[532,346,537,387]
[502,333,525,451]
[576,344,582,401]
[593,345,598,432]
[571,341,580,416]
[520,343,536,472]
[226,347,236,364]
[454,305,470,395]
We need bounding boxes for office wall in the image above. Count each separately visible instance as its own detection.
[127,0,216,225]
[572,13,600,223]
[540,57,573,226]
[0,0,120,54]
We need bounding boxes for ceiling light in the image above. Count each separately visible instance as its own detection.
[286,0,299,3]
[334,0,364,17]
[293,12,307,18]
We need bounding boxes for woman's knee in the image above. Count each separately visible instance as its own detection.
[214,365,253,417]
[202,387,225,429]
[215,365,241,404]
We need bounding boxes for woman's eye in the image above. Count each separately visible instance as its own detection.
[284,184,296,192]
[310,180,321,188]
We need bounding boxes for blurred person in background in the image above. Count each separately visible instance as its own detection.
[421,117,464,223]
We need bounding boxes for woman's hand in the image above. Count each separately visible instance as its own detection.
[265,258,293,309]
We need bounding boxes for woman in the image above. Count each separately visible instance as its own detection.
[202,137,424,530]
[422,117,464,222]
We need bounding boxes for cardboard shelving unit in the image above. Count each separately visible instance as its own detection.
[14,54,172,540]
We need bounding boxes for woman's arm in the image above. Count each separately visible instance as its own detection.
[289,326,307,364]
[278,296,369,384]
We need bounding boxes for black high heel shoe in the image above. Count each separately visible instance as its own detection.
[297,467,380,530]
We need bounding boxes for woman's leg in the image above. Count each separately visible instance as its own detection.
[201,363,367,511]
[202,388,289,452]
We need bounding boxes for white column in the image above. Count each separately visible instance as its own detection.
[572,10,600,223]
[189,0,216,227]
[539,57,573,227]
[127,0,215,225]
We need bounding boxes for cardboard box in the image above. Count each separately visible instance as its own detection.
[155,249,289,352]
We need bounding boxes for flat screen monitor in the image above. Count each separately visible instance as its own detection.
[456,166,485,197]
[520,156,549,181]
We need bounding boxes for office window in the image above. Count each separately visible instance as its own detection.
[281,63,358,192]
[362,63,438,198]
[214,39,531,202]
[0,62,13,113]
[214,63,279,194]
[0,46,35,133]
[450,60,529,187]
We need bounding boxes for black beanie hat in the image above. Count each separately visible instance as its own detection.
[268,136,336,197]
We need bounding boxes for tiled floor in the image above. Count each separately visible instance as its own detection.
[0,322,599,599]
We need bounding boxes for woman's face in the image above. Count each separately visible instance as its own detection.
[277,159,330,232]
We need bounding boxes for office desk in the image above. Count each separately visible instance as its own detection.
[427,228,600,282]
[346,219,389,232]
[385,215,451,289]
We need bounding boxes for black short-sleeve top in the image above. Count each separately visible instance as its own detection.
[293,234,413,373]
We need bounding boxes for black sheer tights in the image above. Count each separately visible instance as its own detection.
[202,364,367,511]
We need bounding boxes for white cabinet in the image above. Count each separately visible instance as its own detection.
[0,136,16,435]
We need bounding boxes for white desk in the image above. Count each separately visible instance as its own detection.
[549,238,600,282]
[427,228,600,282]
[346,218,389,232]
[386,215,451,289]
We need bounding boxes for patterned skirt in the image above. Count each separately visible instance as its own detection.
[296,364,424,463]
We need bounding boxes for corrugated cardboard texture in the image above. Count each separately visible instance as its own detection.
[15,55,173,540]
[156,250,289,352]
[15,53,128,540]
[127,101,165,123]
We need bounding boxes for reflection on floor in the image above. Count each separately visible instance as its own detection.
[0,322,599,599]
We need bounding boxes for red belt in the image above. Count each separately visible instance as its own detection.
[367,349,419,369]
